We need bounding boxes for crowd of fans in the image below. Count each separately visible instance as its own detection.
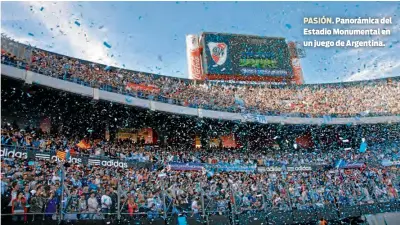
[2,38,400,118]
[1,128,153,163]
[1,124,400,223]
[1,146,399,222]
[3,125,399,169]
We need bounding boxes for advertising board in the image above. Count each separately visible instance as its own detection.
[186,35,204,80]
[0,147,151,169]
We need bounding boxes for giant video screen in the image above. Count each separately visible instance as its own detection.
[201,32,293,80]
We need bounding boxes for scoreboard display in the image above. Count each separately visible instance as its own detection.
[201,32,293,80]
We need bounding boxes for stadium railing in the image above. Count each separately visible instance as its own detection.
[1,192,398,225]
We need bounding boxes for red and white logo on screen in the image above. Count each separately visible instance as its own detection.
[208,42,228,66]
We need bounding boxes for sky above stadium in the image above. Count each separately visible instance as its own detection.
[1,1,399,84]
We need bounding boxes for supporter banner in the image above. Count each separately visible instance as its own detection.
[166,162,256,172]
[335,161,366,169]
[205,163,257,172]
[242,113,268,124]
[381,159,400,167]
[295,133,314,149]
[167,162,204,171]
[126,83,160,93]
[125,155,148,162]
[220,134,237,148]
[0,147,150,169]
[138,127,155,144]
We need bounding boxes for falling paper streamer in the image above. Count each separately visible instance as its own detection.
[323,115,332,123]
[285,24,292,29]
[335,159,346,168]
[74,21,81,26]
[105,65,111,71]
[125,96,133,103]
[28,33,34,36]
[40,7,44,11]
[103,42,112,48]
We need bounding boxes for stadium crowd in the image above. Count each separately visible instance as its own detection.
[1,127,152,162]
[2,125,399,169]
[1,145,399,222]
[1,123,400,223]
[2,39,400,118]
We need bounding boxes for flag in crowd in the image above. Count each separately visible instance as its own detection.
[359,138,368,153]
[56,150,66,160]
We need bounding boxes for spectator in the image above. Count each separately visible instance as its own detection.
[44,191,58,220]
[101,190,112,217]
[78,194,88,220]
[11,192,27,222]
[191,196,200,220]
[30,191,45,221]
[87,192,99,219]
[127,196,138,217]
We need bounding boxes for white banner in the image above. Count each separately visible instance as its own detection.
[242,114,268,124]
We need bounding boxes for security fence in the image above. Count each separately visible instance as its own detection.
[1,201,399,225]
[2,175,399,225]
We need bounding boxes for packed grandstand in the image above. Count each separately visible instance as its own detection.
[1,37,400,225]
[2,37,400,118]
